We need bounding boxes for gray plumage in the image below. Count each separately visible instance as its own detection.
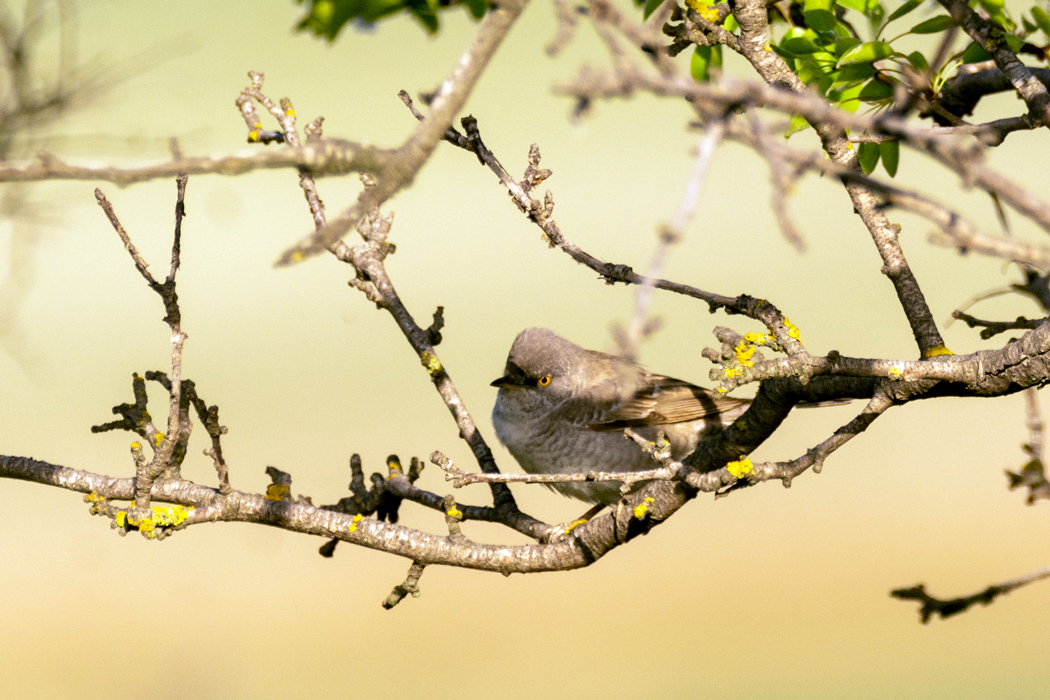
[491,328,751,505]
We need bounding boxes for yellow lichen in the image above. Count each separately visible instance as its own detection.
[148,504,191,529]
[446,505,463,520]
[421,352,443,376]
[265,483,290,502]
[783,317,801,341]
[734,340,756,367]
[153,432,165,447]
[684,0,721,21]
[349,513,364,533]
[247,129,260,143]
[633,496,656,520]
[130,442,141,450]
[115,502,191,538]
[887,366,903,380]
[924,344,954,357]
[563,518,588,534]
[726,457,753,478]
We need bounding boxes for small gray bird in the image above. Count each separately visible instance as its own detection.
[491,327,752,505]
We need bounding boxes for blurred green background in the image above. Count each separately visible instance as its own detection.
[2,0,1049,697]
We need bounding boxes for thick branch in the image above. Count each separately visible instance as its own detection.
[936,0,1050,128]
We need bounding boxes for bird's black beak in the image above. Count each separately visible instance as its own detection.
[491,362,526,389]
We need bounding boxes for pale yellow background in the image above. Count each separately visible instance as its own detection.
[2,0,1049,697]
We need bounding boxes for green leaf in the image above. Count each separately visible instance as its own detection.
[828,81,864,110]
[909,15,954,34]
[691,45,712,82]
[886,0,922,23]
[859,77,895,101]
[907,50,928,71]
[295,0,484,39]
[782,37,824,54]
[724,14,738,31]
[805,9,837,32]
[837,41,894,67]
[836,0,870,11]
[770,44,798,63]
[804,0,835,32]
[797,59,824,84]
[961,41,991,63]
[858,142,880,174]
[835,36,862,57]
[782,26,816,41]
[784,113,811,139]
[880,139,899,177]
[643,0,663,20]
[831,22,853,38]
[1004,34,1024,52]
[834,62,876,82]
[409,3,439,32]
[1034,7,1050,39]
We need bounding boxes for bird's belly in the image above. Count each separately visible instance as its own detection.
[500,422,658,505]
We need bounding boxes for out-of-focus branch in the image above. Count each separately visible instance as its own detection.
[892,564,1050,623]
[557,12,1050,246]
[615,119,725,361]
[929,228,1050,271]
[274,0,531,266]
[0,141,391,185]
[1005,388,1050,504]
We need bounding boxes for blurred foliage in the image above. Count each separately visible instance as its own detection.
[661,0,1050,177]
[294,0,1050,177]
[296,0,489,37]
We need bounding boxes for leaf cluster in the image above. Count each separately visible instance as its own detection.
[296,0,489,37]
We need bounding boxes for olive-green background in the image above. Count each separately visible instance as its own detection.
[2,0,1049,697]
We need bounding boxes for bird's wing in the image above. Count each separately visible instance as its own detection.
[583,374,750,430]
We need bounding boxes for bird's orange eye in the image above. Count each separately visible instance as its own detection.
[538,375,551,386]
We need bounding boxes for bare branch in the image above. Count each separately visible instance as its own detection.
[1005,388,1050,504]
[383,562,425,609]
[892,564,1050,623]
[936,0,1050,128]
[0,142,391,185]
[274,0,531,265]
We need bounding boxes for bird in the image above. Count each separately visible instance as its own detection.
[491,327,752,506]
